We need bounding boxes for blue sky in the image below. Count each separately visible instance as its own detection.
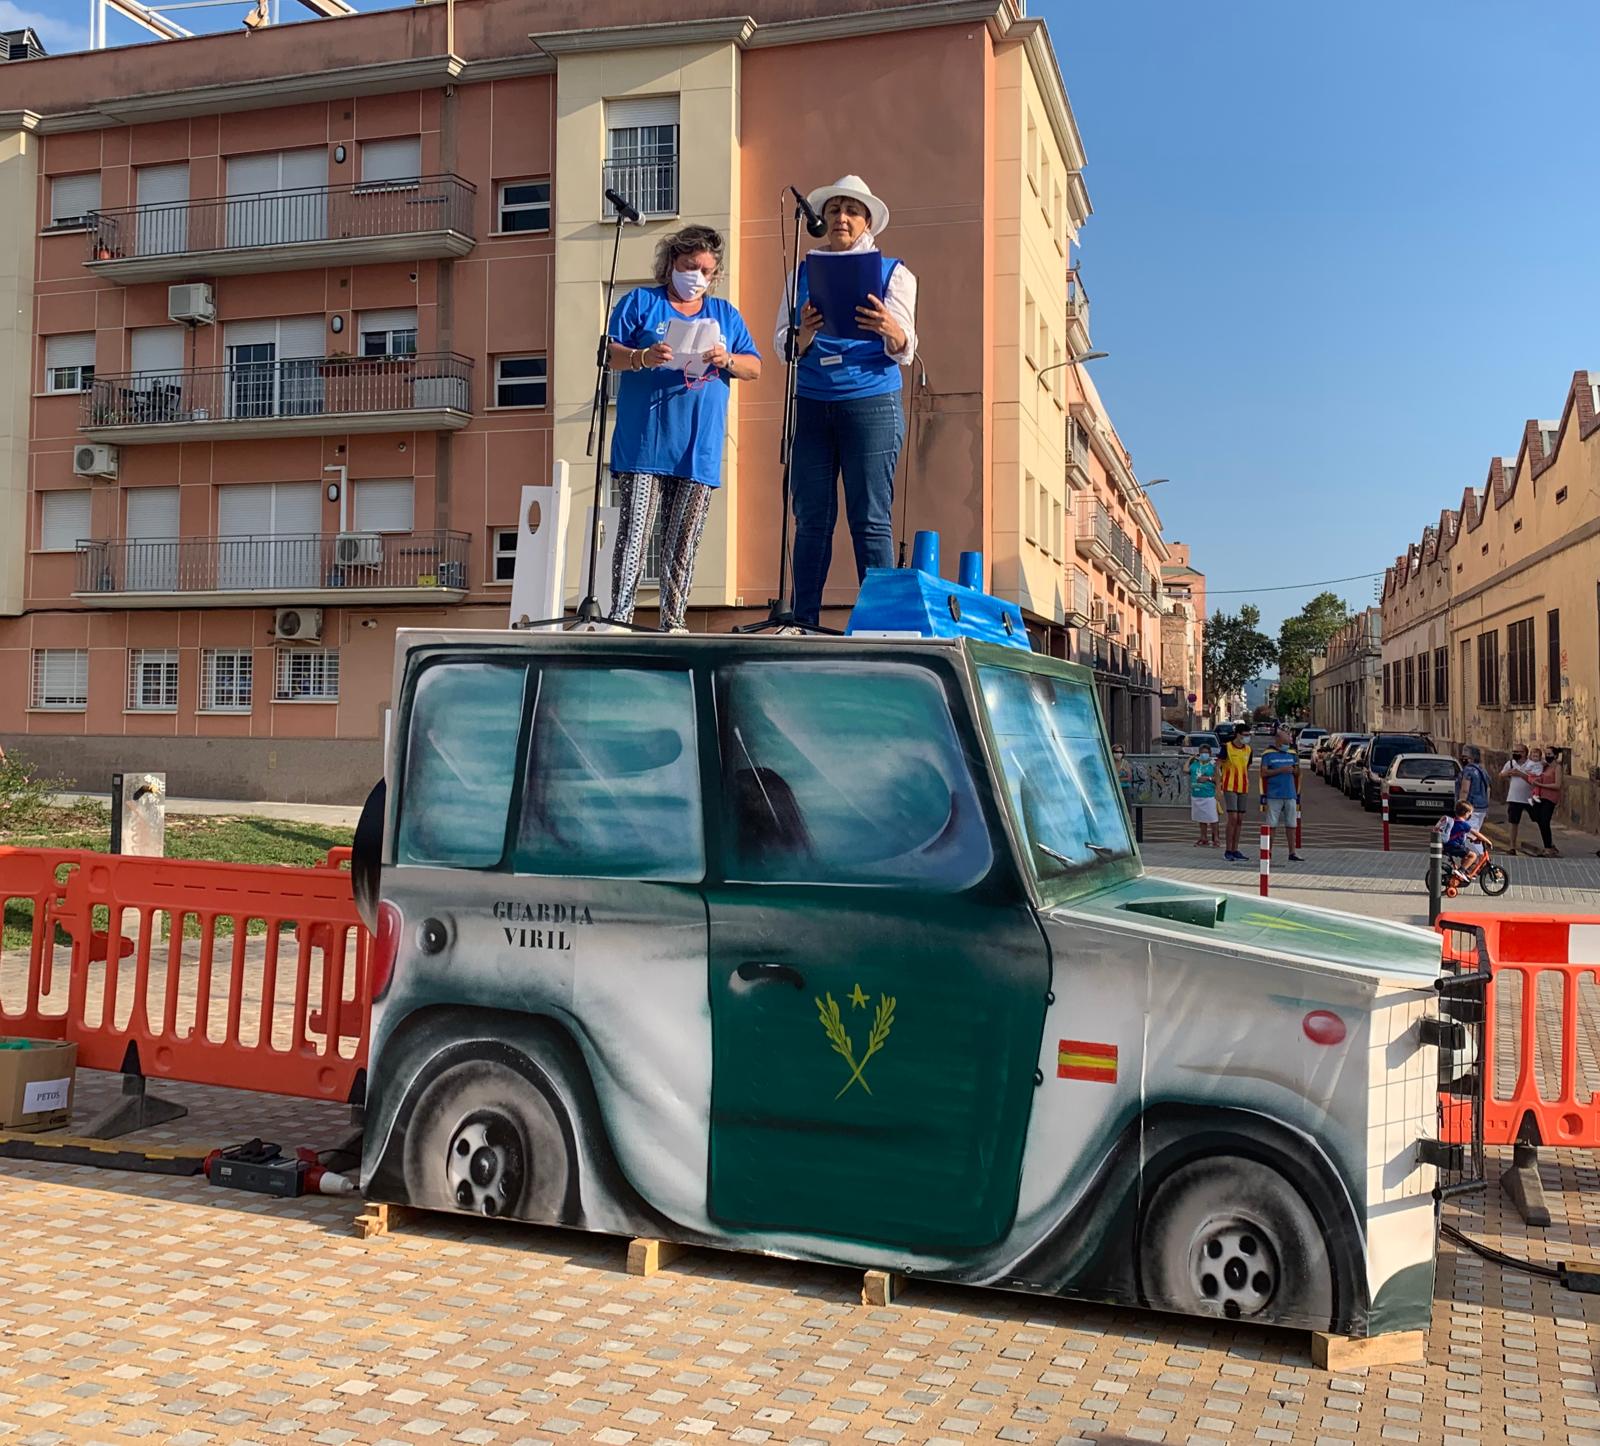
[1036,0,1599,632]
[15,1,1594,636]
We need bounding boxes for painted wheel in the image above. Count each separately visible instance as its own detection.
[1478,863,1510,897]
[400,1055,573,1222]
[1138,1156,1335,1327]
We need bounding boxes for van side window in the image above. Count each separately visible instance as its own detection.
[720,662,992,890]
[397,661,526,868]
[514,667,702,881]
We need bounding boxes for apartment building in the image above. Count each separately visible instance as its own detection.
[1159,542,1205,729]
[1438,372,1599,829]
[1379,510,1455,741]
[0,0,1155,799]
[1309,607,1383,734]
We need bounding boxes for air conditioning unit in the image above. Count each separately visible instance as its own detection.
[168,282,215,325]
[73,443,119,479]
[335,532,383,567]
[274,607,323,642]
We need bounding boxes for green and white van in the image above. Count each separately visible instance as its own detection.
[357,629,1454,1338]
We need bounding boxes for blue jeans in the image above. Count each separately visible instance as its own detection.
[789,392,905,626]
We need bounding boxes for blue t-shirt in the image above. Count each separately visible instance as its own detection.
[607,287,759,489]
[1446,817,1473,851]
[1260,748,1298,799]
[1460,763,1489,809]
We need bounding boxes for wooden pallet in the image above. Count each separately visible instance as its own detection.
[354,1203,1423,1368]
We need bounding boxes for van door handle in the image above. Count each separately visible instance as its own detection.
[735,961,806,990]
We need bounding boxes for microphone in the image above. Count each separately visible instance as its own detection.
[789,185,827,238]
[604,188,642,225]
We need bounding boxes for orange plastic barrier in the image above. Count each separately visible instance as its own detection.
[1438,912,1600,1147]
[0,846,371,1103]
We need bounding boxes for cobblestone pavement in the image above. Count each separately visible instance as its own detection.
[3,1067,1600,1445]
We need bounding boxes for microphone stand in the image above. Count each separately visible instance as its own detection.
[522,203,653,632]
[735,194,839,635]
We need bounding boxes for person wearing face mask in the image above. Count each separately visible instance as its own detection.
[774,175,918,627]
[1500,744,1541,856]
[606,225,762,631]
[1529,747,1563,857]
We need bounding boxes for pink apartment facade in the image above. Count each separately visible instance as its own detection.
[1,0,1166,798]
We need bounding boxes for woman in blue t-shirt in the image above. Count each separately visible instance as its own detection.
[607,225,762,631]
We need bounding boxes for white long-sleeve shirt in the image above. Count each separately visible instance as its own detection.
[772,230,918,366]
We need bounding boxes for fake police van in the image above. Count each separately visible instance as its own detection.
[357,623,1451,1340]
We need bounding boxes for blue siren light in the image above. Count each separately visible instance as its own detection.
[846,532,1032,650]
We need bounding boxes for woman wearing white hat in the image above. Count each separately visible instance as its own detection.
[774,174,918,627]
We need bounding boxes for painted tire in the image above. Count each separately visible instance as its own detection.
[400,1055,573,1221]
[1137,1156,1335,1327]
[1478,864,1510,898]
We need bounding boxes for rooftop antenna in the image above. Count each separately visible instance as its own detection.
[90,0,354,47]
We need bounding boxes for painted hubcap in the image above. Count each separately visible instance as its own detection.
[1190,1218,1279,1318]
[446,1112,524,1217]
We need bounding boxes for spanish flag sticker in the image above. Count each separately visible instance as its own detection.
[1058,1039,1118,1083]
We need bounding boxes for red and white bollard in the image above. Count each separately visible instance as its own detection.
[1259,821,1271,897]
[1381,793,1391,852]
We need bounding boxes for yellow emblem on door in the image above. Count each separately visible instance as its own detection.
[816,989,896,1098]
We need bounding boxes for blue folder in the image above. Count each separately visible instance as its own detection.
[805,250,882,342]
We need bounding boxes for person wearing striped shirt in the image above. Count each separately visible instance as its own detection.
[1217,732,1254,861]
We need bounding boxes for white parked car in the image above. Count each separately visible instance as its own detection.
[1381,754,1461,823]
[1296,727,1327,759]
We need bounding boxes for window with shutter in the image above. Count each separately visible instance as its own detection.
[201,649,253,712]
[135,163,190,255]
[32,649,89,710]
[128,649,180,711]
[40,490,92,552]
[497,180,551,233]
[124,486,181,592]
[358,308,418,358]
[50,173,101,228]
[604,97,678,217]
[360,137,421,187]
[44,333,95,393]
[355,479,414,534]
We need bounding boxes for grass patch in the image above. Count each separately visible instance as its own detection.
[2,814,355,951]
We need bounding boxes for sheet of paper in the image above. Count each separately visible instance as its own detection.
[663,316,723,378]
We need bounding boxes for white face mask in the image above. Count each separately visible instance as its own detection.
[670,268,707,300]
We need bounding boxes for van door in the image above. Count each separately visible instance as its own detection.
[704,658,1051,1254]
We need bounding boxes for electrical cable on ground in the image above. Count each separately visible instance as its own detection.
[1441,1220,1600,1293]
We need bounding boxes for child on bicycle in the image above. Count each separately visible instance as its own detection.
[1437,801,1487,881]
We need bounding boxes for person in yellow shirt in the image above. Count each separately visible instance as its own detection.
[1217,732,1254,861]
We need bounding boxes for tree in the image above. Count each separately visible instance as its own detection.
[1203,605,1277,708]
[1276,591,1349,720]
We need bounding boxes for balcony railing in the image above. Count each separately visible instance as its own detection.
[84,176,477,280]
[74,530,470,605]
[1075,499,1140,582]
[1066,565,1092,624]
[602,154,679,218]
[82,353,473,442]
[1066,267,1091,349]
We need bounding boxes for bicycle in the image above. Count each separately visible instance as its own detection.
[1435,839,1510,899]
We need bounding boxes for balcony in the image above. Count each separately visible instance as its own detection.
[82,354,473,443]
[1065,268,1091,355]
[1064,565,1092,626]
[1074,499,1139,583]
[83,176,477,284]
[1066,419,1092,490]
[73,530,470,608]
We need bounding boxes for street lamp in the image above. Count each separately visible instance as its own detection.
[1036,350,1109,385]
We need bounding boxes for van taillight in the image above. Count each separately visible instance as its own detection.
[373,901,401,999]
[1303,1010,1346,1046]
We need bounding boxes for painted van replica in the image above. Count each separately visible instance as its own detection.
[357,628,1454,1339]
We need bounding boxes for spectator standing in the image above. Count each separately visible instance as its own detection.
[1112,745,1135,815]
[1500,746,1541,855]
[1189,745,1219,847]
[1218,731,1254,861]
[1530,747,1563,856]
[1457,747,1490,839]
[1260,728,1304,863]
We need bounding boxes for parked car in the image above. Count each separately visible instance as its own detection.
[1296,727,1328,760]
[1214,722,1238,745]
[1329,736,1372,791]
[1312,733,1350,778]
[1253,720,1277,736]
[356,625,1448,1342]
[1158,723,1185,748]
[1342,744,1371,799]
[1358,734,1436,811]
[1180,732,1221,757]
[1381,754,1461,823]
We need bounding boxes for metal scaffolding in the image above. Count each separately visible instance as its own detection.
[88,0,355,48]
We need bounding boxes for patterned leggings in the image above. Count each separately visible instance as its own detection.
[608,472,714,630]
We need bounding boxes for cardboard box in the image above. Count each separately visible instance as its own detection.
[0,1038,77,1131]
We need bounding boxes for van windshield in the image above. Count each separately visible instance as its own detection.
[978,664,1133,893]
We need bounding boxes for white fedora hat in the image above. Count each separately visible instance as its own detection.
[806,174,890,237]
